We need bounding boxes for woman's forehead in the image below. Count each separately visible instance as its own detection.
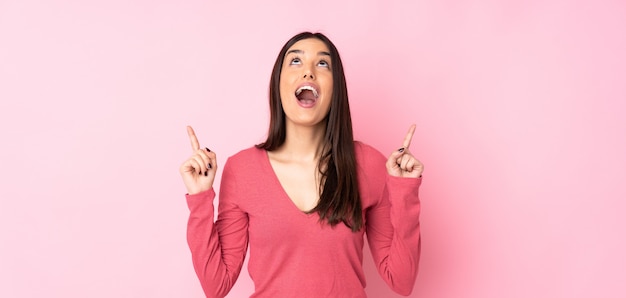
[285,38,330,55]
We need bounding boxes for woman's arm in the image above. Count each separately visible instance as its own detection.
[364,125,424,295]
[366,176,422,296]
[180,126,248,298]
[186,159,249,298]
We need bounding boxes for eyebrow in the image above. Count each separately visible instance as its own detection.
[286,49,331,56]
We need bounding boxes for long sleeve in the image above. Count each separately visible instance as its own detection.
[366,175,422,296]
[186,159,249,298]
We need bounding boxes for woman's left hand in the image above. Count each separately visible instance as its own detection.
[386,124,424,178]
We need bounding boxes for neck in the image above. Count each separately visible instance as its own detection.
[276,121,327,162]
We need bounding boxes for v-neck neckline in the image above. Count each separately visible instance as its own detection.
[259,148,317,217]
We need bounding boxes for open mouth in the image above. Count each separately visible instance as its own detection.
[295,85,319,106]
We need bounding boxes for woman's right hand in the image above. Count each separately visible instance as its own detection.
[179,126,217,195]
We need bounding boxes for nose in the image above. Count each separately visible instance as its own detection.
[303,65,315,79]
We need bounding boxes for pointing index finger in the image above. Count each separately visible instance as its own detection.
[402,124,416,149]
[187,125,200,151]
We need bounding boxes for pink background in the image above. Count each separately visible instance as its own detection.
[1,0,625,297]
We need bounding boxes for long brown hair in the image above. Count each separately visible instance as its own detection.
[256,32,362,232]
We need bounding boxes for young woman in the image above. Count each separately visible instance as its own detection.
[180,32,423,298]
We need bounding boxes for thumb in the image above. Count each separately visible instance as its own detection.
[386,147,405,170]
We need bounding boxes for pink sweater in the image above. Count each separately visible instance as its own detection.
[186,142,422,298]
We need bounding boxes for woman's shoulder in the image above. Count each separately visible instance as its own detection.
[354,141,387,205]
[354,141,387,177]
[354,141,386,163]
[222,146,266,172]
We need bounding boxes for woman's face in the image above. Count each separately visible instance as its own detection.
[279,38,333,129]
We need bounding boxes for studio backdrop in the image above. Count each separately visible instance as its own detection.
[1,0,625,297]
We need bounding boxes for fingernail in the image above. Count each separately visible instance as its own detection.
[398,148,405,153]
[204,170,208,176]
[208,163,212,169]
[205,147,211,152]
